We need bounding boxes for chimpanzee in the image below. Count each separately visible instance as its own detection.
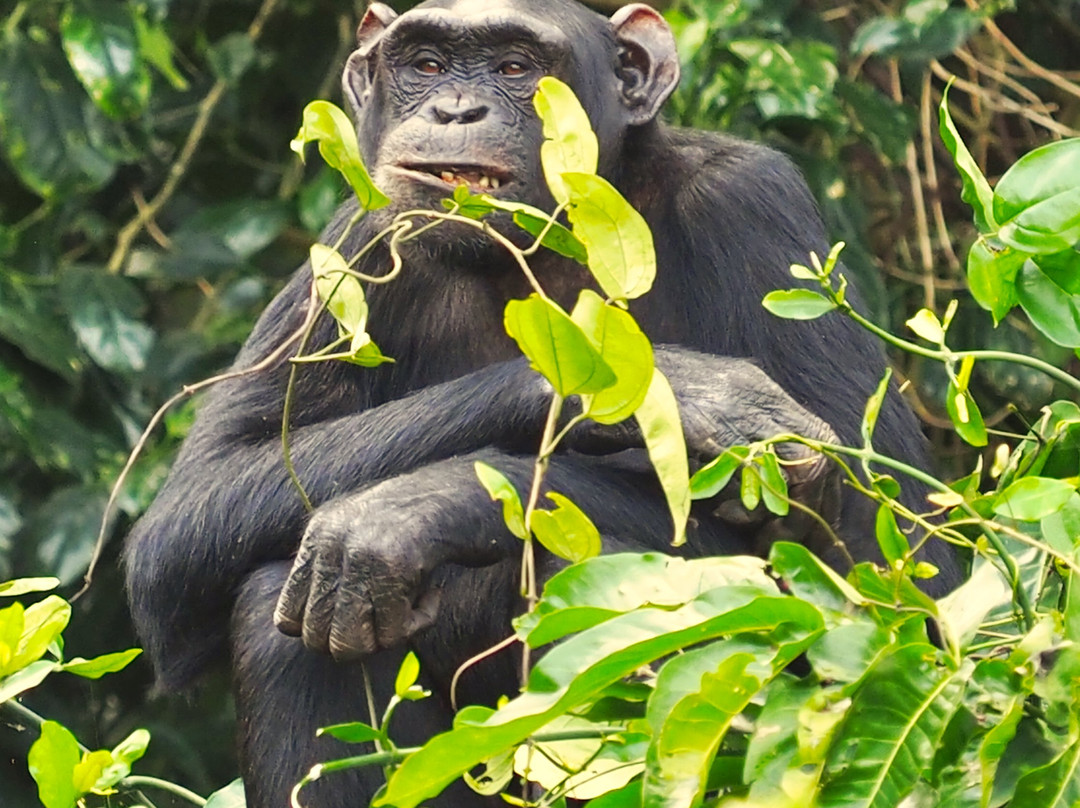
[124,1,961,806]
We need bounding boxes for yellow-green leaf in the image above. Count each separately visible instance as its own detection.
[533,76,598,206]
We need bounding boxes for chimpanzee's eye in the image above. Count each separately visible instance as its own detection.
[415,58,446,75]
[497,60,529,77]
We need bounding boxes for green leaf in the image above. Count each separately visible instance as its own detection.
[1010,735,1080,808]
[0,578,60,598]
[477,196,588,263]
[518,552,774,647]
[0,659,59,702]
[563,172,656,301]
[61,648,141,679]
[994,138,1080,245]
[740,461,762,511]
[133,11,188,90]
[60,267,154,373]
[634,370,690,546]
[572,290,654,424]
[806,623,895,687]
[769,542,867,615]
[504,294,616,397]
[529,493,602,564]
[644,652,761,808]
[291,101,389,212]
[377,590,822,808]
[965,239,1023,323]
[937,561,1012,651]
[762,289,837,320]
[992,476,1075,521]
[533,76,598,206]
[73,750,113,794]
[310,244,367,335]
[319,721,386,744]
[818,645,968,808]
[28,721,81,808]
[1016,259,1080,347]
[8,595,70,675]
[690,446,750,499]
[204,779,247,808]
[474,462,528,540]
[395,651,421,698]
[0,32,120,197]
[758,451,789,517]
[945,380,987,447]
[60,1,150,119]
[874,505,909,567]
[860,369,891,447]
[906,308,945,343]
[939,82,997,233]
[206,33,256,83]
[998,187,1080,255]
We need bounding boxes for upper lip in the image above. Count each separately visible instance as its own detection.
[396,162,510,191]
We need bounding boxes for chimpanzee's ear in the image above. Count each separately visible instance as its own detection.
[342,3,398,118]
[610,4,680,126]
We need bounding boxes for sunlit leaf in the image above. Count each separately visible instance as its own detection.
[61,648,141,679]
[572,290,654,424]
[905,308,945,344]
[690,446,750,499]
[28,721,80,808]
[634,370,690,546]
[291,100,389,211]
[529,492,602,564]
[504,294,616,397]
[563,172,656,301]
[395,651,421,698]
[762,289,837,320]
[945,380,987,447]
[60,1,150,119]
[533,76,598,205]
[475,462,528,540]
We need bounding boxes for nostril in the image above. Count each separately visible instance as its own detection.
[460,106,488,124]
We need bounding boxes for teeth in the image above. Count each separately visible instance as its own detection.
[490,177,501,189]
[478,176,490,189]
[441,170,455,183]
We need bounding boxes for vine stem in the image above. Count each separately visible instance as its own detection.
[800,436,1036,632]
[121,776,206,807]
[840,299,1080,395]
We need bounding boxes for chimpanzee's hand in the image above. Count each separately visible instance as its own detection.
[567,346,842,546]
[273,488,447,660]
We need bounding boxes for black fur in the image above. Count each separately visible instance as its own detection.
[124,2,960,806]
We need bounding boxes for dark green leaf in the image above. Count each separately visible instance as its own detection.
[0,32,120,197]
[992,476,1075,521]
[60,1,150,119]
[1016,259,1080,347]
[60,266,154,373]
[939,83,997,233]
[965,239,1023,323]
[690,446,750,499]
[206,33,256,83]
[758,451,788,517]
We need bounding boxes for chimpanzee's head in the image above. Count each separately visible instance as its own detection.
[342,0,680,228]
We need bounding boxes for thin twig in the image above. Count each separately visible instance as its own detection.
[106,0,282,274]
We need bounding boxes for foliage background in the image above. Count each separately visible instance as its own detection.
[0,0,1076,803]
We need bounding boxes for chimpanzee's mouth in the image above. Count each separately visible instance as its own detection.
[397,163,510,192]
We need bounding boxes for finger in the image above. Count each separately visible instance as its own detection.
[301,543,342,654]
[369,567,419,650]
[273,542,317,636]
[329,577,376,660]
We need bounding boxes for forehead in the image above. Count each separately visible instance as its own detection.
[393,0,586,47]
